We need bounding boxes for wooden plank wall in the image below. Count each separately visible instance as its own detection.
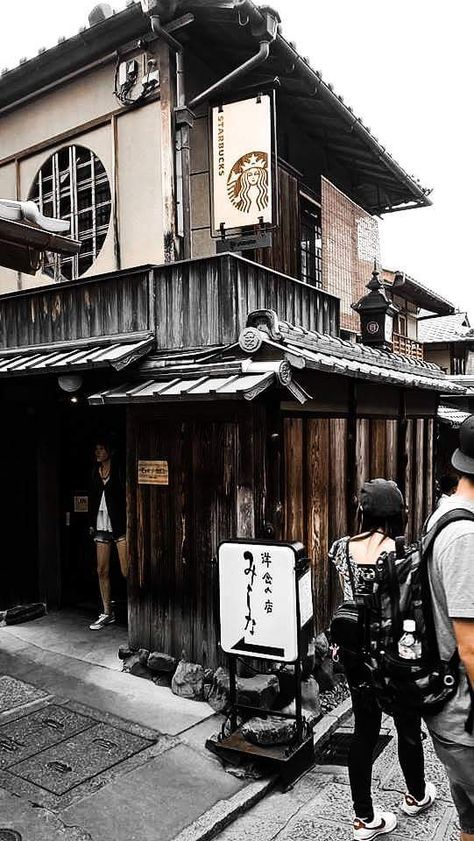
[283,417,348,632]
[283,415,435,632]
[255,167,300,278]
[127,405,437,663]
[153,254,339,349]
[127,405,267,667]
[0,270,151,348]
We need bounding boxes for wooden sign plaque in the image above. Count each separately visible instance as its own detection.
[138,460,169,486]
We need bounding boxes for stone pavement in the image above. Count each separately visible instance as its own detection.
[214,714,460,841]
[0,615,254,841]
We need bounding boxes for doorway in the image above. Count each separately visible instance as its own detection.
[0,401,39,609]
[59,401,127,621]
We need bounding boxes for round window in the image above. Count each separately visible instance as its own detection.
[29,145,111,281]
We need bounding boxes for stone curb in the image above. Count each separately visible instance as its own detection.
[170,696,353,841]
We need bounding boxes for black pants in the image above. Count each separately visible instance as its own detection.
[348,680,426,821]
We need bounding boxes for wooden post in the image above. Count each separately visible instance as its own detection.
[157,41,179,262]
[397,390,407,498]
[346,381,358,533]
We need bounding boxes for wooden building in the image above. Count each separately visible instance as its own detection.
[382,269,454,361]
[419,312,474,375]
[0,0,463,666]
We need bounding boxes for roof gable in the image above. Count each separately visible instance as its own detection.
[0,0,430,215]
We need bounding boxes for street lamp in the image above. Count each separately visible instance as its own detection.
[352,266,399,351]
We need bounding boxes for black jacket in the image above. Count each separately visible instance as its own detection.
[89,461,126,539]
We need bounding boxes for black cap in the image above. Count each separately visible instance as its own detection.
[451,415,474,476]
[360,478,404,517]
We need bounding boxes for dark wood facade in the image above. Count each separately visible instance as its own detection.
[125,378,437,666]
[0,255,338,352]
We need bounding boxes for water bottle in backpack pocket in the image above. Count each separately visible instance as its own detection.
[398,619,422,660]
[365,510,474,725]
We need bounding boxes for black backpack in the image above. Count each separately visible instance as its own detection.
[362,509,474,731]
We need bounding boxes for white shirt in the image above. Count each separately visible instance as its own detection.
[96,487,112,533]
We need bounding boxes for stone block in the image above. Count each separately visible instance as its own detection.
[147,652,177,673]
[315,657,336,692]
[128,661,154,680]
[207,667,230,712]
[275,665,296,708]
[314,632,330,663]
[301,676,321,716]
[241,715,296,746]
[118,645,135,661]
[236,674,279,709]
[152,674,172,687]
[122,653,153,680]
[171,660,204,701]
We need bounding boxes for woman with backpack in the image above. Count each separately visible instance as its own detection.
[329,479,436,840]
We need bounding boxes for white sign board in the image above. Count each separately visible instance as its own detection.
[218,542,300,662]
[298,571,313,628]
[212,95,273,233]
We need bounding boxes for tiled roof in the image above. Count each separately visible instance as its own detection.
[88,310,465,405]
[438,405,471,428]
[88,371,282,405]
[0,334,154,376]
[0,1,430,215]
[418,313,471,343]
[383,270,454,316]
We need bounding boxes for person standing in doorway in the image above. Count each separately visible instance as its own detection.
[425,416,474,841]
[88,438,128,630]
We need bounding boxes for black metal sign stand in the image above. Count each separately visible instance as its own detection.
[206,541,315,785]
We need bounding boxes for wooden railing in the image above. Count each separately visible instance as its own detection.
[153,253,340,350]
[0,254,340,350]
[0,266,153,349]
[392,332,424,361]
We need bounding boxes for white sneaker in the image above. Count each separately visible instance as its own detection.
[401,782,436,816]
[89,613,115,630]
[353,810,397,840]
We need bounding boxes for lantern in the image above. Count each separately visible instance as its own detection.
[352,267,399,350]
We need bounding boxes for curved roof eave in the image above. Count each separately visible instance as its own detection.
[273,32,431,213]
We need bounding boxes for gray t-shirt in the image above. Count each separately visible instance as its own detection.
[425,495,474,746]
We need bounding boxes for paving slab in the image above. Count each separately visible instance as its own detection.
[0,634,213,736]
[0,675,48,713]
[60,742,245,841]
[0,616,362,841]
[1,610,127,671]
[0,788,90,841]
[214,714,459,841]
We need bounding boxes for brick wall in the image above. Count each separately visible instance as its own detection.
[322,177,380,333]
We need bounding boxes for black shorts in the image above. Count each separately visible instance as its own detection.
[94,531,126,545]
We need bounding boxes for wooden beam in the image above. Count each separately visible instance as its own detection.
[157,41,178,262]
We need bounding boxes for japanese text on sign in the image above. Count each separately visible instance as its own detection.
[137,460,169,486]
[219,542,306,662]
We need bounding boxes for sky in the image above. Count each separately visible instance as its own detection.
[1,0,472,316]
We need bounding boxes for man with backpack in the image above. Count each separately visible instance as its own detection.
[425,415,474,841]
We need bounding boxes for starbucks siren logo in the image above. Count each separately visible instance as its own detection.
[227,151,269,214]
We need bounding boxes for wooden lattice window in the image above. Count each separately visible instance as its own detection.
[300,197,322,287]
[30,145,111,281]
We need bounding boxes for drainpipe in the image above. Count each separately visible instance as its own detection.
[187,4,280,112]
[188,39,272,112]
[145,12,192,255]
